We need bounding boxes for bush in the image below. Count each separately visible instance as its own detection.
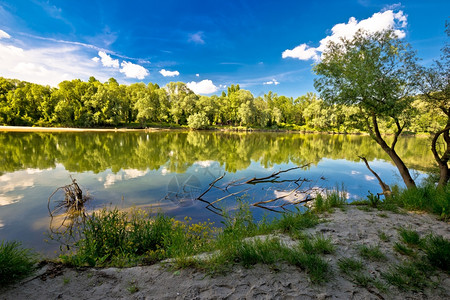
[187,112,209,129]
[0,241,37,285]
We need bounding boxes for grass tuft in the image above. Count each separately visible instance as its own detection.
[300,234,335,255]
[0,240,37,285]
[358,245,386,261]
[337,257,363,275]
[398,227,421,247]
[422,234,450,272]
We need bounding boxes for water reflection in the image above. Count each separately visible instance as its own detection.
[0,130,434,254]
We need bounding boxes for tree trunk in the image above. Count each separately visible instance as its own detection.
[432,122,450,188]
[369,114,417,189]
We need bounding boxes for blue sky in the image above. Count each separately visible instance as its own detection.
[0,0,448,98]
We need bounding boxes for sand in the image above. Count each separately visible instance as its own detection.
[1,207,449,300]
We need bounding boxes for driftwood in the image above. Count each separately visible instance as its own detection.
[358,156,391,198]
[47,177,90,246]
[194,164,321,214]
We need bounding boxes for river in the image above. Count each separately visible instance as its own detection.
[0,130,434,255]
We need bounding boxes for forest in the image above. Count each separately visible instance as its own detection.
[0,76,445,133]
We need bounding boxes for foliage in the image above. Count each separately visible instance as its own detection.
[187,112,209,129]
[0,76,444,136]
[0,240,37,285]
[314,29,420,188]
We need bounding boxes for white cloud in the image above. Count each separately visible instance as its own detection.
[159,69,180,77]
[0,29,10,39]
[364,175,376,181]
[98,51,119,68]
[186,79,218,94]
[120,61,149,79]
[263,79,280,85]
[282,10,407,61]
[196,73,200,77]
[282,44,320,61]
[189,32,205,44]
[91,57,100,63]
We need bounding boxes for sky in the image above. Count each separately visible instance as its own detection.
[0,0,448,98]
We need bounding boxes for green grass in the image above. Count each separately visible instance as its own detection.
[337,257,364,275]
[337,257,386,291]
[382,261,435,291]
[313,186,347,213]
[393,242,415,256]
[384,184,450,220]
[378,231,390,242]
[422,234,450,272]
[0,240,37,285]
[60,208,216,267]
[398,227,421,247]
[358,245,386,261]
[272,210,320,237]
[300,234,335,255]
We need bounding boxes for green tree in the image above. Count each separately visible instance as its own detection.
[314,29,419,188]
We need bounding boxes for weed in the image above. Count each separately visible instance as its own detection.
[300,234,335,255]
[398,227,421,247]
[358,245,386,261]
[273,210,319,237]
[422,234,450,272]
[383,261,434,291]
[0,240,37,285]
[378,231,390,242]
[337,257,363,275]
[367,192,381,208]
[313,186,347,213]
[393,242,415,256]
[385,184,450,220]
[286,250,331,283]
[63,277,70,284]
[127,281,139,294]
[377,213,388,218]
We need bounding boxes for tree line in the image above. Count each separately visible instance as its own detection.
[0,76,445,134]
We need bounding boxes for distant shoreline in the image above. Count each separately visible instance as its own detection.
[0,126,169,132]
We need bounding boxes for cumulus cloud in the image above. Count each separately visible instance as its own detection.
[263,79,280,85]
[189,32,205,44]
[98,51,119,68]
[186,79,218,94]
[196,73,200,77]
[159,69,180,77]
[91,56,100,63]
[0,29,10,39]
[282,44,319,61]
[282,9,407,61]
[120,61,149,79]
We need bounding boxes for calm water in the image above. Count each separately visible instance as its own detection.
[0,130,433,255]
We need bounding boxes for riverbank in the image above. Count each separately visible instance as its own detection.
[2,206,449,299]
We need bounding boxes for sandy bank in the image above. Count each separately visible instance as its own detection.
[1,207,449,299]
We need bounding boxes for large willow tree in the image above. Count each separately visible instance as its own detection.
[314,29,419,188]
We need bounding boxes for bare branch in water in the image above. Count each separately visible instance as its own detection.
[193,164,317,214]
